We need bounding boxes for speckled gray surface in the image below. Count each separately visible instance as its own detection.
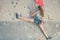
[0,21,43,40]
[0,21,60,40]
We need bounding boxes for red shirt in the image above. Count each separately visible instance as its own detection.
[35,0,44,7]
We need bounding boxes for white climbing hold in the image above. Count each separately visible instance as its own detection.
[27,33,34,38]
[28,35,33,38]
[57,32,60,35]
[24,26,27,30]
[56,24,59,28]
[54,33,57,36]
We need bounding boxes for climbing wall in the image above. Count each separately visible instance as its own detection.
[0,0,35,21]
[44,0,60,21]
[0,0,60,21]
[0,0,60,40]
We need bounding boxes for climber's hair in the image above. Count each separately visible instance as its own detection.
[38,6,42,10]
[38,6,44,17]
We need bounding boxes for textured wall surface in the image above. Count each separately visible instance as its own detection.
[44,0,60,21]
[0,21,60,40]
[0,0,60,40]
[0,0,60,21]
[0,0,34,21]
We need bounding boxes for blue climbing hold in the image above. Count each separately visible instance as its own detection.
[27,6,30,9]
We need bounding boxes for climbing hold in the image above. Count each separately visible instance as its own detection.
[16,2,18,5]
[27,6,30,9]
[11,1,14,4]
[56,24,59,28]
[28,34,33,38]
[24,6,26,8]
[9,13,12,16]
[57,32,60,35]
[13,5,16,8]
[24,26,27,30]
[54,33,57,36]
[4,21,7,25]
